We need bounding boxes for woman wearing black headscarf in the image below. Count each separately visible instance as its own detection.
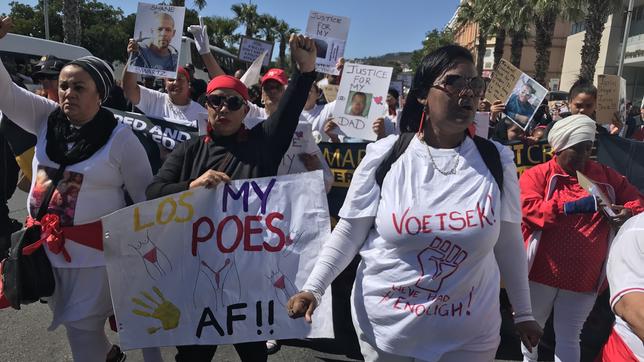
[0,17,152,361]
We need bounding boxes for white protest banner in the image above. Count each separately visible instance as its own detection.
[128,2,185,79]
[239,37,274,67]
[305,11,350,75]
[333,63,393,141]
[102,172,334,350]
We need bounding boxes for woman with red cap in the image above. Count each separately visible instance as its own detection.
[145,34,317,362]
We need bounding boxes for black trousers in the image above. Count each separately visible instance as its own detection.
[0,132,19,231]
[175,341,267,362]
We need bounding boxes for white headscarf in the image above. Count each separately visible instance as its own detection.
[547,114,596,152]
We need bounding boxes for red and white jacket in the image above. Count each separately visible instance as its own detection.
[519,158,644,293]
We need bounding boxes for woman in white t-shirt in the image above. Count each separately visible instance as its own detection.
[288,45,542,361]
[0,18,153,362]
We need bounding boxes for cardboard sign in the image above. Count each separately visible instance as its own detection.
[128,2,185,78]
[596,75,626,125]
[333,63,393,141]
[305,11,350,75]
[486,59,548,130]
[102,172,334,350]
[239,37,274,67]
[321,85,339,102]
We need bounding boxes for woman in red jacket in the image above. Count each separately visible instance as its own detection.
[519,114,644,362]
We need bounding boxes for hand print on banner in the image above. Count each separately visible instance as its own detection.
[131,287,181,334]
[129,231,172,281]
[267,230,304,307]
[415,236,468,293]
[192,251,242,311]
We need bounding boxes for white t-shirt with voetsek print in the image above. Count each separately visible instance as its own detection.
[607,214,644,360]
[339,135,521,360]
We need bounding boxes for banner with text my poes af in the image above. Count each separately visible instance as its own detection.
[333,63,393,141]
[102,172,333,349]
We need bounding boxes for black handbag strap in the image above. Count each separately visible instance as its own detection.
[34,165,66,221]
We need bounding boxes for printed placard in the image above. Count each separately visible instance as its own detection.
[102,172,334,349]
[332,63,393,141]
[321,84,339,103]
[487,60,548,130]
[239,37,274,67]
[127,2,185,79]
[305,11,350,75]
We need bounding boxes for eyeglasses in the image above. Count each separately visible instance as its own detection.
[206,94,245,111]
[432,75,486,98]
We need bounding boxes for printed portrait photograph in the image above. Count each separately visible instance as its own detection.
[129,4,183,73]
[344,91,372,117]
[503,74,548,129]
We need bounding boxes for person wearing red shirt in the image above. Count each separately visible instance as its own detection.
[519,114,644,362]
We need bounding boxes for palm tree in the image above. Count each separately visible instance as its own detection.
[62,0,81,45]
[231,3,259,38]
[256,14,279,42]
[456,1,495,75]
[202,16,239,52]
[573,0,623,81]
[276,20,298,68]
[170,0,207,9]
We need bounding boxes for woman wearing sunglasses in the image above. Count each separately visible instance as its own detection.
[287,44,542,361]
[145,34,317,362]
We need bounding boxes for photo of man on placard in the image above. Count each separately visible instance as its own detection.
[131,11,179,72]
[503,74,547,129]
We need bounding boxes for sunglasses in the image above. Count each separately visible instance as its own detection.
[206,94,245,111]
[433,75,486,98]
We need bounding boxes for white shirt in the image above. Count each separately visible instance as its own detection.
[243,117,333,192]
[301,102,336,143]
[338,135,522,359]
[607,214,644,360]
[136,86,207,130]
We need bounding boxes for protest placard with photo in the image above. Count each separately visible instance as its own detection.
[333,63,393,141]
[102,172,334,349]
[305,10,350,75]
[239,36,274,67]
[486,59,548,130]
[128,2,185,79]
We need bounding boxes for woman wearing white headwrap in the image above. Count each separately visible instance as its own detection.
[519,114,644,362]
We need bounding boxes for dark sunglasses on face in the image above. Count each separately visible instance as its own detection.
[206,94,245,111]
[433,74,487,98]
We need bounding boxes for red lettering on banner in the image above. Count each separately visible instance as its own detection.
[243,216,263,251]
[264,213,286,252]
[217,216,243,253]
[192,217,214,256]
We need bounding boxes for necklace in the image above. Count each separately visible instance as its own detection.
[422,139,462,176]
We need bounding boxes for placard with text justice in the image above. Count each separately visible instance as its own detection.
[101,172,333,350]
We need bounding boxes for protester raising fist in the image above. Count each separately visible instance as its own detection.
[289,34,317,73]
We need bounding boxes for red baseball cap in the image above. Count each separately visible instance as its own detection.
[261,68,287,86]
[176,66,190,81]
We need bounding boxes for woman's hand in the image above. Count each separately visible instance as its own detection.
[490,100,505,124]
[189,170,230,189]
[287,291,318,323]
[127,38,140,54]
[289,34,317,73]
[605,204,633,228]
[0,17,13,40]
[515,320,543,353]
[373,117,386,139]
[324,119,341,143]
[299,153,322,171]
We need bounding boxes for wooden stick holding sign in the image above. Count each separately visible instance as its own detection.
[486,59,548,131]
[333,63,393,141]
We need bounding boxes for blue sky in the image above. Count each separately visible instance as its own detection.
[0,0,461,58]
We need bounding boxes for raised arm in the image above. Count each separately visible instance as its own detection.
[122,39,142,105]
[262,35,317,163]
[187,24,225,79]
[0,17,57,134]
